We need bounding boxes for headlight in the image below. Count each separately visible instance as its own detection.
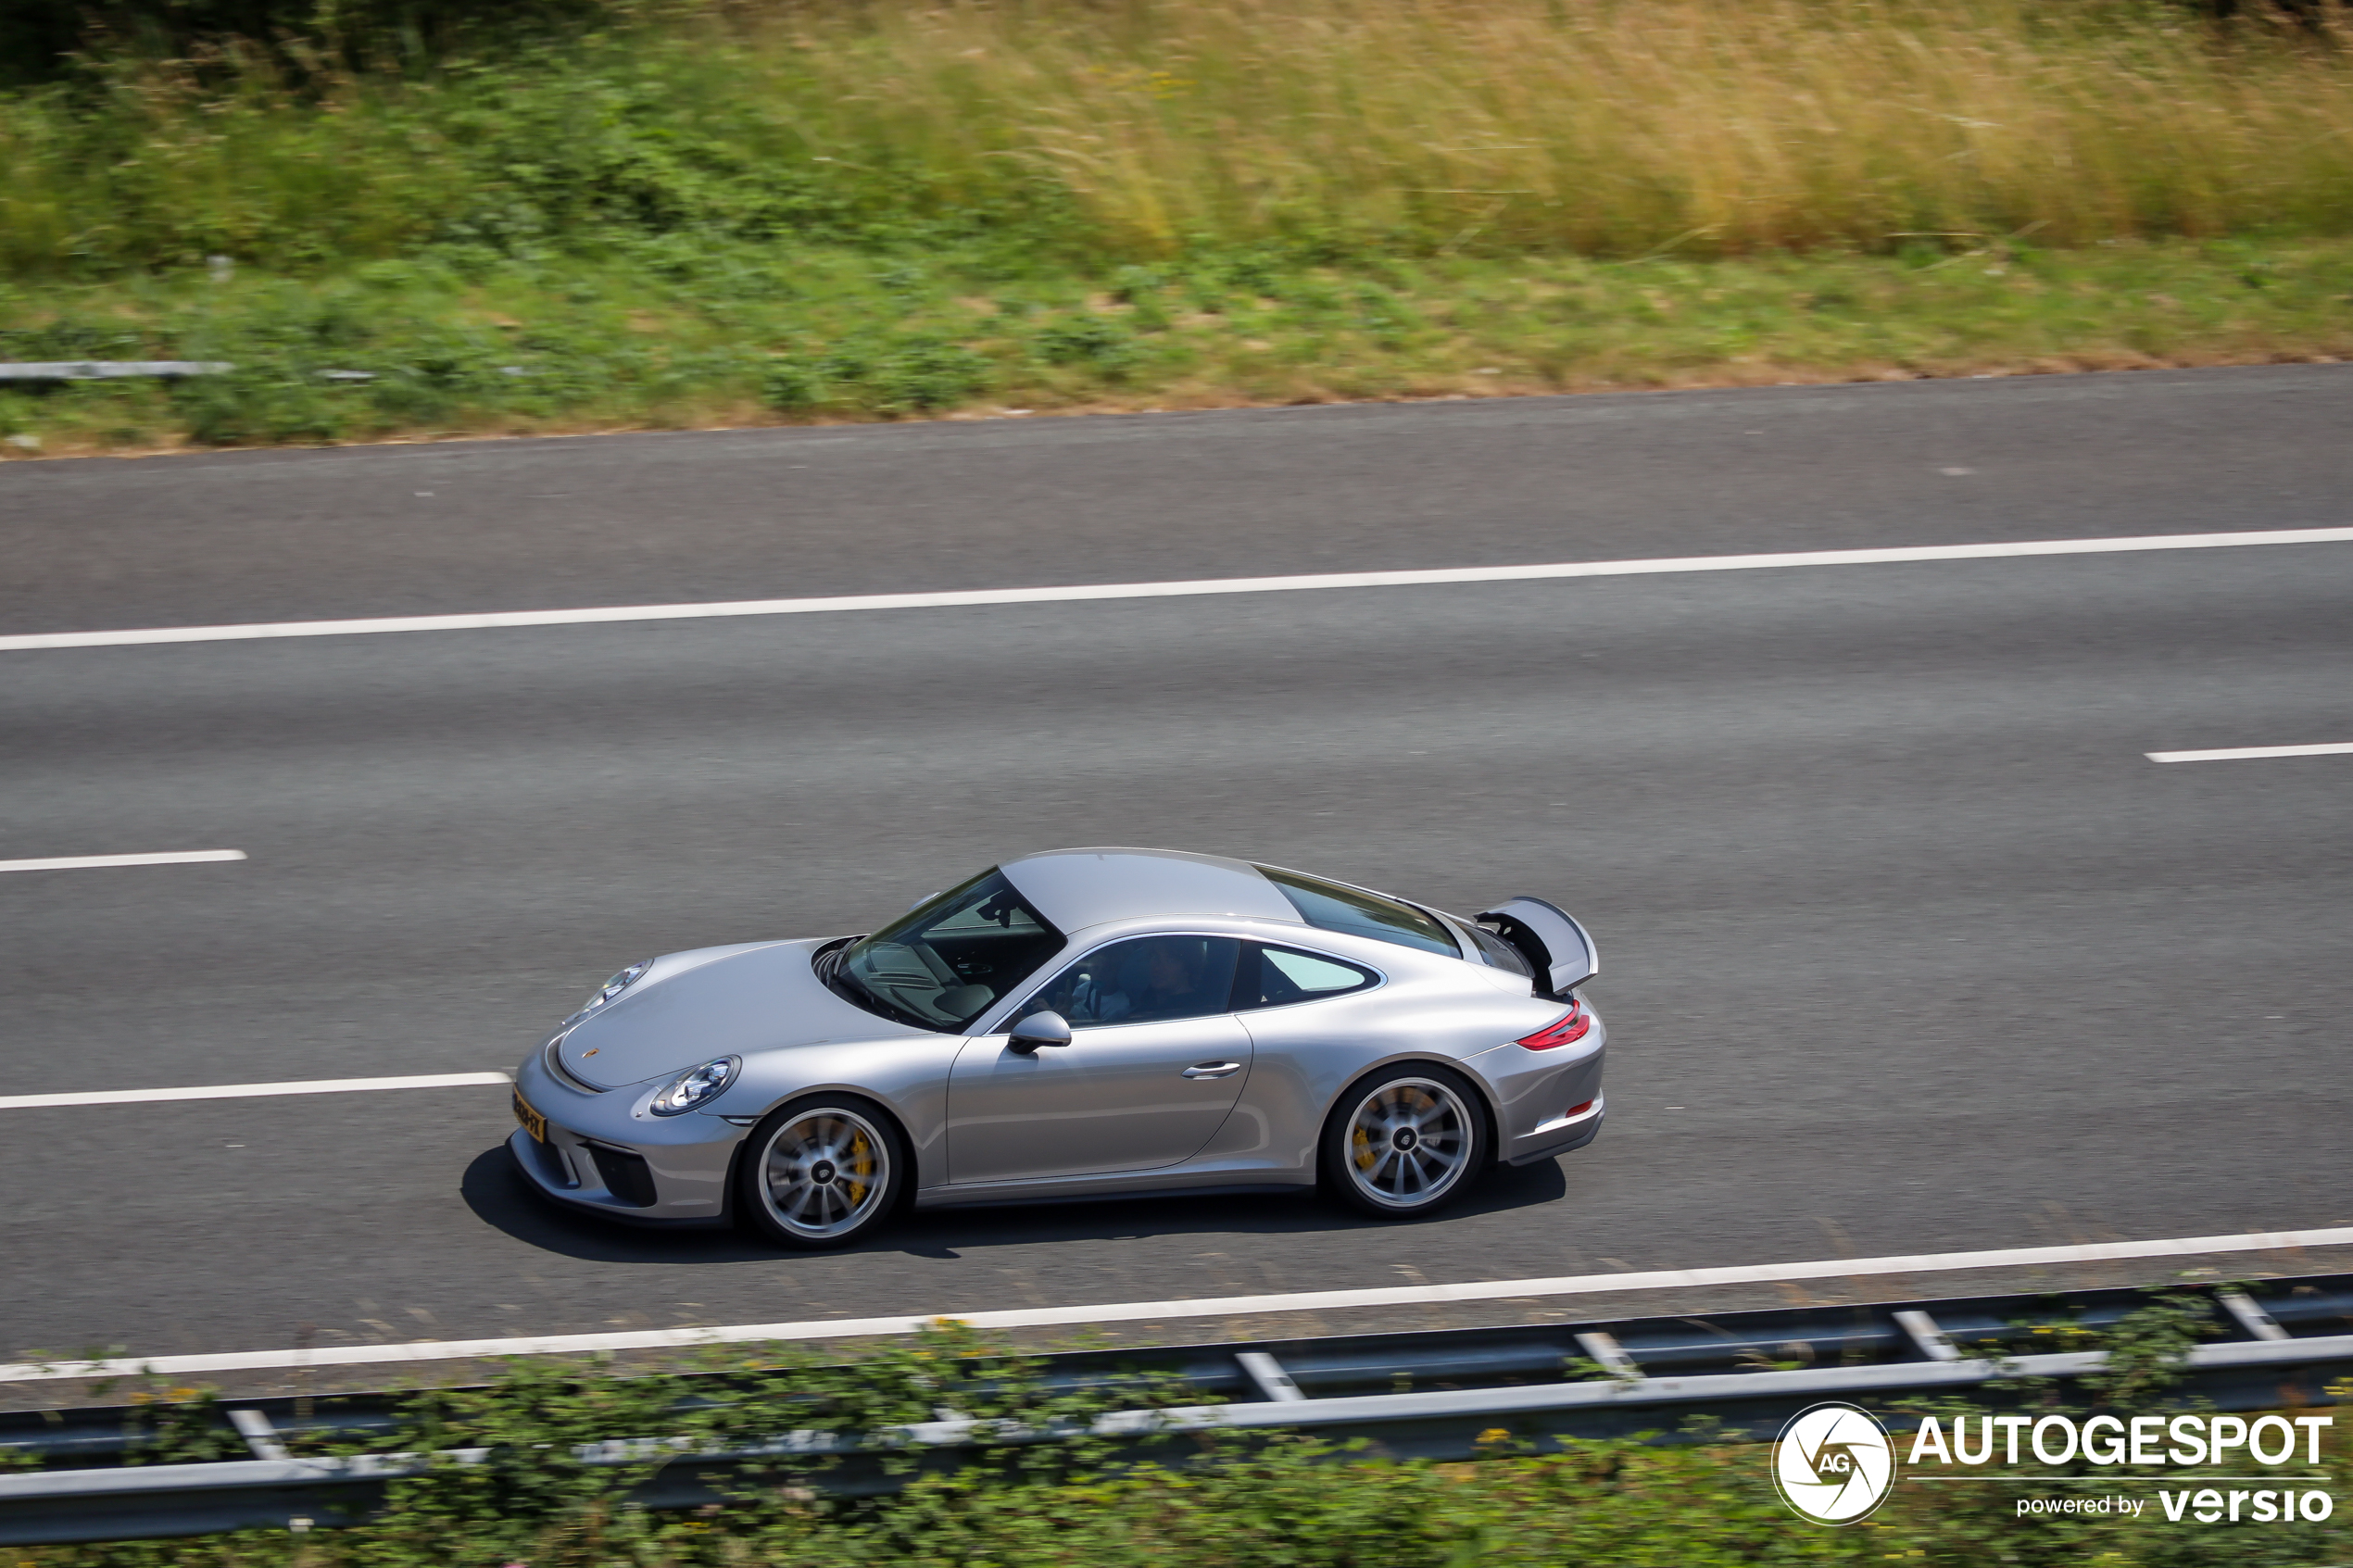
[649,1056,740,1116]
[567,960,650,1024]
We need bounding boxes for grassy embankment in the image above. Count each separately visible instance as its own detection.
[4,0,2353,453]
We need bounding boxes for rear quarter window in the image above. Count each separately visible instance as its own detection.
[1235,944,1381,1010]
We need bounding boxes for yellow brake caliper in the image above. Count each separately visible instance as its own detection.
[846,1129,873,1205]
[1352,1096,1379,1172]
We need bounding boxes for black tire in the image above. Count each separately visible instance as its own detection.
[1319,1062,1491,1219]
[734,1095,910,1249]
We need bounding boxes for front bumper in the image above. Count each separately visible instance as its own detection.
[507,1050,743,1224]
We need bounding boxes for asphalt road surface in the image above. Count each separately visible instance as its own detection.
[4,366,2349,1374]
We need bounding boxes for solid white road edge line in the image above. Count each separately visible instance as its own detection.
[2147,741,2353,763]
[6,1224,2352,1384]
[0,849,246,874]
[0,1072,511,1111]
[6,526,2353,653]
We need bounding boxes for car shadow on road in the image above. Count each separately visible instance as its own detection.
[459,1145,1571,1266]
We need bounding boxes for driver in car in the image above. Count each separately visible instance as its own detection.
[1107,941,1210,1023]
[1054,938,1216,1026]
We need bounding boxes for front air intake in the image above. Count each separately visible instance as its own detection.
[585,1145,658,1208]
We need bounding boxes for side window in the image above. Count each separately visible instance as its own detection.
[1022,935,1241,1028]
[1235,944,1379,1010]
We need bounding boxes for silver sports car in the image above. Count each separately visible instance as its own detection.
[509,848,1605,1248]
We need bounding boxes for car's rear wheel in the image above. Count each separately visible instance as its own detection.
[1321,1065,1488,1218]
[735,1097,907,1249]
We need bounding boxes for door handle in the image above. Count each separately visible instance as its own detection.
[1182,1060,1243,1080]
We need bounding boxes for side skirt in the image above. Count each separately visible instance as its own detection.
[912,1178,1315,1211]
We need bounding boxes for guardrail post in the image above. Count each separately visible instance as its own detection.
[1893,1310,1961,1362]
[1235,1352,1306,1402]
[1573,1331,1642,1378]
[225,1411,289,1462]
[2216,1289,2290,1341]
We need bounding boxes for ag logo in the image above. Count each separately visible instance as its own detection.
[1771,1401,1897,1524]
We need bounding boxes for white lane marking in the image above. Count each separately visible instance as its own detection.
[2147,741,2353,763]
[5,527,2350,653]
[0,849,246,874]
[5,1223,2349,1384]
[0,1072,510,1111]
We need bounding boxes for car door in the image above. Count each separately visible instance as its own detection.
[947,935,1252,1183]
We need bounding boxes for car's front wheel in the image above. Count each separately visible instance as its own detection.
[735,1096,908,1248]
[1320,1064,1489,1218]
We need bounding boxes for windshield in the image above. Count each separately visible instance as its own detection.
[1256,865,1461,958]
[832,869,1063,1030]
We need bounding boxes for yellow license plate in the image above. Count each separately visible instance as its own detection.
[512,1089,547,1143]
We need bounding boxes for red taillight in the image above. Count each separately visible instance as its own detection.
[1516,998,1592,1050]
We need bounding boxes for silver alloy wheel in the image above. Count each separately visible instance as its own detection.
[1342,1076,1474,1210]
[757,1108,891,1241]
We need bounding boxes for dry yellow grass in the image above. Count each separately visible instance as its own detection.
[737,0,2353,256]
[7,0,2352,275]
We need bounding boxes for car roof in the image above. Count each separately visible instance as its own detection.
[998,847,1298,932]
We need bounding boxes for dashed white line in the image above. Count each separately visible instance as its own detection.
[2147,742,2353,763]
[0,1072,510,1111]
[0,849,246,874]
[3,527,2350,653]
[5,1223,2350,1384]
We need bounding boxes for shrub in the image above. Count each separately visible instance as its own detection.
[761,334,991,416]
[867,336,991,413]
[1034,313,1131,366]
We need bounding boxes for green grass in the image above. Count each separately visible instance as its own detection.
[5,232,2352,455]
[4,0,2353,452]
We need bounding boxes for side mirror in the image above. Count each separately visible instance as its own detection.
[1007,1010,1073,1053]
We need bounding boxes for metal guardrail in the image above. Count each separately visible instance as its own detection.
[0,362,527,383]
[4,1276,2348,1546]
[0,362,234,382]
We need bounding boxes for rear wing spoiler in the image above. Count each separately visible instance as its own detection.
[1477,897,1598,998]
